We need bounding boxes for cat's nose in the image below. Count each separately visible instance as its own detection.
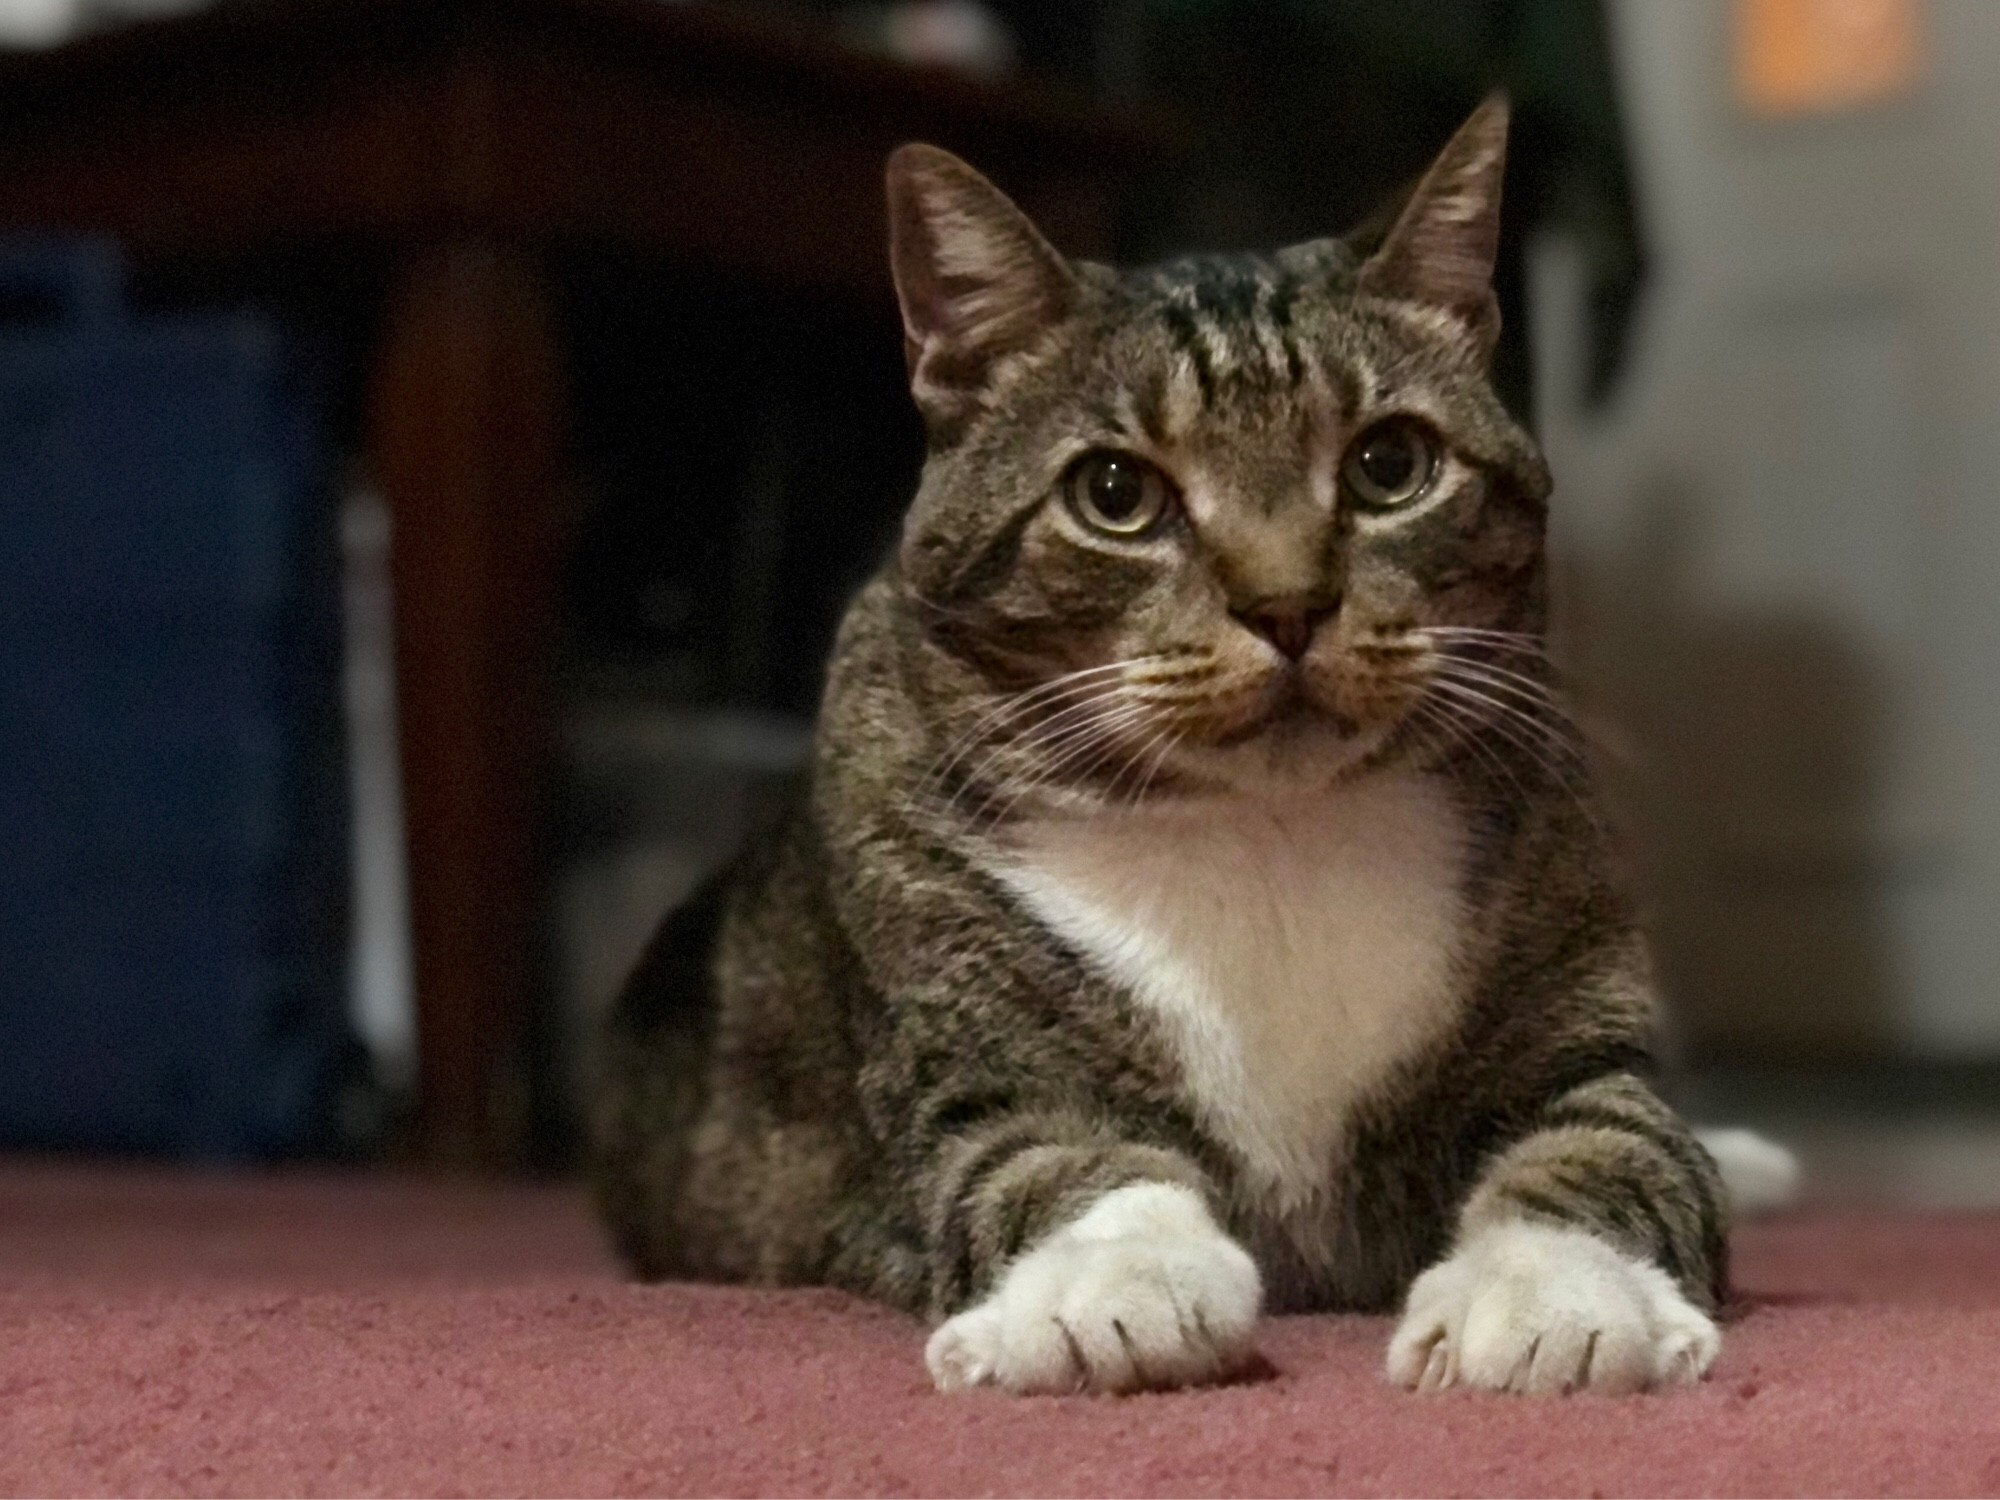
[1232,598,1336,661]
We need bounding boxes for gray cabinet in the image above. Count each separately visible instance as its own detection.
[1540,0,2000,1060]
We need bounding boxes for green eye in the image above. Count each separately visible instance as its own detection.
[1065,451,1175,537]
[1342,419,1438,510]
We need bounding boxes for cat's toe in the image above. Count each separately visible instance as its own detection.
[1387,1220,1719,1396]
[1652,1290,1724,1387]
[926,1182,1262,1396]
[1048,1234,1256,1392]
[927,1298,1087,1392]
[924,1302,1007,1391]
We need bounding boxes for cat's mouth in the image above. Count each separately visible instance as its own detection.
[1198,652,1426,751]
[969,647,1433,814]
[1207,674,1352,747]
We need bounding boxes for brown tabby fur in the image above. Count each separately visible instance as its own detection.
[592,97,1727,1333]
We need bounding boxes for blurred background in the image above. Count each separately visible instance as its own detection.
[0,0,1992,1205]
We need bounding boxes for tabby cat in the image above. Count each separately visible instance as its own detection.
[592,96,1730,1397]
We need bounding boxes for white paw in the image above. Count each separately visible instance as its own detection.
[926,1182,1262,1395]
[1387,1221,1720,1396]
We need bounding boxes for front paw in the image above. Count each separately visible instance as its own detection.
[926,1182,1262,1395]
[1386,1221,1720,1395]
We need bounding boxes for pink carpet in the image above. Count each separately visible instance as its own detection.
[3,1160,1998,1497]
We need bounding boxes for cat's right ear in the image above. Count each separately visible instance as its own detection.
[886,144,1078,432]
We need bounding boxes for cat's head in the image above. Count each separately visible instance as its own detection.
[888,98,1551,810]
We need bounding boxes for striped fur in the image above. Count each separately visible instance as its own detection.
[592,97,1729,1395]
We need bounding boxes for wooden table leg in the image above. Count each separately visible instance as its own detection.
[367,239,565,1170]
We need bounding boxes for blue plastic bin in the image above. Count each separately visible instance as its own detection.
[0,238,351,1159]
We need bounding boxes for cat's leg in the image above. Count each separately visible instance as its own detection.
[1387,1072,1727,1395]
[921,1114,1262,1395]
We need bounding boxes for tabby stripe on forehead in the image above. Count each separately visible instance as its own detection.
[1264,273,1299,332]
[1130,371,1168,446]
[1158,302,1216,410]
[1330,358,1363,425]
[1275,327,1306,391]
[1241,300,1302,394]
[1194,266,1292,398]
[1083,396,1126,436]
[1190,263,1260,327]
[1261,277,1308,390]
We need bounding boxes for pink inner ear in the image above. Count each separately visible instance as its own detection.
[1357,97,1509,336]
[884,145,1077,405]
[886,160,956,348]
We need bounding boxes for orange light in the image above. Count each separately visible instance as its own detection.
[1734,0,1923,117]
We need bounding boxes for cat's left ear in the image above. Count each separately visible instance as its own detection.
[886,143,1078,432]
[1356,93,1509,351]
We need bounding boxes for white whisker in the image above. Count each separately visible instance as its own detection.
[1411,691,1541,812]
[974,696,1160,827]
[1124,723,1188,808]
[920,657,1171,803]
[1426,661,1583,762]
[1422,678,1602,828]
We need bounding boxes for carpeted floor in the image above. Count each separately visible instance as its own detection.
[3,1159,1999,1497]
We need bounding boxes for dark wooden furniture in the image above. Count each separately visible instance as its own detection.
[0,0,1161,1167]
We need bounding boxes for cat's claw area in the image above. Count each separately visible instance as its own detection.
[1386,1220,1720,1395]
[926,1182,1262,1395]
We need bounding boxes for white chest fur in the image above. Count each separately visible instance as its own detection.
[993,771,1468,1213]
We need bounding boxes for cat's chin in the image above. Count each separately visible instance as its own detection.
[1163,713,1401,800]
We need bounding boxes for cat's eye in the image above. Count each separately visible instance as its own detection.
[1341,419,1438,510]
[1064,451,1175,537]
